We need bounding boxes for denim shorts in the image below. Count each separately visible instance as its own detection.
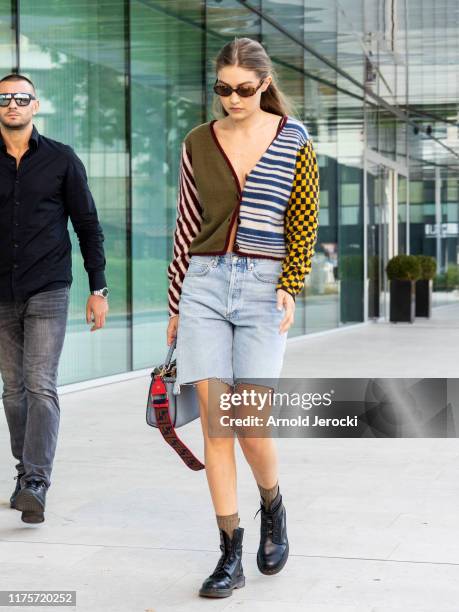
[173,253,288,395]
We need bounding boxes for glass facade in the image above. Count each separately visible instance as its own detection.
[0,0,457,386]
[19,1,130,383]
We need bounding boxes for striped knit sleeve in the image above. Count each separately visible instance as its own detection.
[276,138,320,299]
[167,141,203,317]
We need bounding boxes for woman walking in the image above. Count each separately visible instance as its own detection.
[166,37,319,598]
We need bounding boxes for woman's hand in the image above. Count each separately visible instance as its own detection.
[276,289,295,334]
[167,314,179,346]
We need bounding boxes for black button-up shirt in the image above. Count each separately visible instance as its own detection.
[0,125,106,302]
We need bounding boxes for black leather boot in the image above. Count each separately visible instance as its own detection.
[255,489,289,575]
[199,527,246,598]
[10,473,25,509]
[14,479,47,524]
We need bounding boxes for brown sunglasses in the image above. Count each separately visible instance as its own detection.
[213,78,265,98]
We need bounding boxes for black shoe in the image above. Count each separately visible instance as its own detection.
[14,479,47,523]
[199,527,246,598]
[255,490,289,575]
[10,473,25,509]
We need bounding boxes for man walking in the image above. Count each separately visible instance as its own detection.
[0,73,109,523]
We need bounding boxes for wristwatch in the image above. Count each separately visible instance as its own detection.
[91,287,109,299]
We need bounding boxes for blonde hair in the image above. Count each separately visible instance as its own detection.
[211,37,297,119]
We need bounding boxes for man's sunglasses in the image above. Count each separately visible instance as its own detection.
[213,78,265,98]
[0,92,36,107]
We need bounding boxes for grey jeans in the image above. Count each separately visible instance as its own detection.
[0,286,70,489]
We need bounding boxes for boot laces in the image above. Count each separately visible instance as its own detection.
[211,539,238,577]
[254,504,274,537]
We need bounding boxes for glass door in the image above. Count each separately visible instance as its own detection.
[367,162,396,321]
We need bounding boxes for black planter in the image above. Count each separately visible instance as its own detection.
[415,279,432,317]
[389,279,415,323]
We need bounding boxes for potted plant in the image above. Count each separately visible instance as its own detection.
[386,255,421,323]
[414,255,436,317]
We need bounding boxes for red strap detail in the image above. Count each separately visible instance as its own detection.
[150,375,205,471]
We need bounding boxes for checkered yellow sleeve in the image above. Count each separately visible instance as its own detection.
[276,139,320,299]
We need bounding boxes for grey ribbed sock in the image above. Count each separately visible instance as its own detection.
[257,480,279,510]
[216,512,240,538]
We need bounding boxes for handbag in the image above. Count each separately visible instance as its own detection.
[146,337,204,471]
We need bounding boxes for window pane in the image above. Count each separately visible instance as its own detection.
[20,0,129,383]
[130,0,203,369]
[0,0,14,73]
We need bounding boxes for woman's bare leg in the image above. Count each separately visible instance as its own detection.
[195,379,238,515]
[238,436,279,489]
[233,383,279,489]
[196,379,246,597]
[233,382,288,574]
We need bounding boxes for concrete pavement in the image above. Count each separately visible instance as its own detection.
[1,303,459,611]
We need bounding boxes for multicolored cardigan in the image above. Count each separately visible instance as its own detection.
[167,114,320,317]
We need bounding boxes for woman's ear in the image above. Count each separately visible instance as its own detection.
[262,76,273,93]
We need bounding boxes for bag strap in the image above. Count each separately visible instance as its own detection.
[164,336,176,368]
[150,359,204,471]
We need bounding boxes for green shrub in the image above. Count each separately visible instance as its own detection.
[446,264,459,288]
[433,264,459,291]
[414,255,437,280]
[386,255,421,281]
